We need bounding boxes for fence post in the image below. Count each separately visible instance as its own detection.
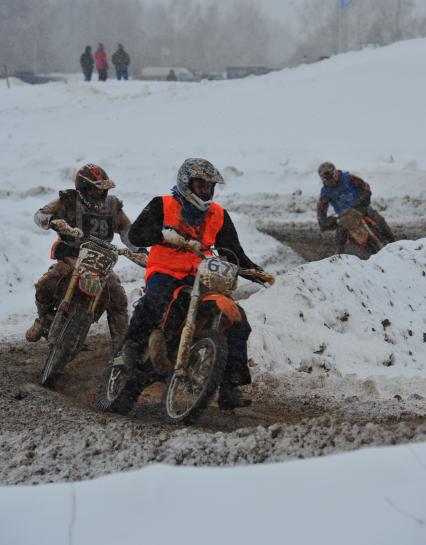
[4,65,10,89]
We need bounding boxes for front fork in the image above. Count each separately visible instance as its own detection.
[49,268,103,341]
[174,275,201,378]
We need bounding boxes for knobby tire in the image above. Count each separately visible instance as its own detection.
[162,329,227,425]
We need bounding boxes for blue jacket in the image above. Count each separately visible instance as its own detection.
[320,172,360,215]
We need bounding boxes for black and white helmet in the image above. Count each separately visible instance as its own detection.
[176,158,224,212]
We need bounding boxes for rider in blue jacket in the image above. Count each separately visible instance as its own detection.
[317,162,395,253]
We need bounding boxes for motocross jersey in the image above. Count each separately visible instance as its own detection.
[35,189,135,258]
[145,196,224,281]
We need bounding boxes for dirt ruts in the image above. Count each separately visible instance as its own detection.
[1,222,426,485]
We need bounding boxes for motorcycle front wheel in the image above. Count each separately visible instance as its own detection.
[162,329,227,424]
[97,341,152,415]
[40,304,91,388]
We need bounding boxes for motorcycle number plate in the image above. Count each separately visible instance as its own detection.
[205,258,236,277]
[78,246,115,275]
[199,257,238,294]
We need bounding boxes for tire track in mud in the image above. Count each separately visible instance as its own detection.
[1,222,426,484]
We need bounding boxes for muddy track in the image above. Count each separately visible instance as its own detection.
[1,223,426,485]
[259,220,426,262]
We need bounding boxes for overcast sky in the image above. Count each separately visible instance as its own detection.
[142,0,298,23]
[142,0,426,22]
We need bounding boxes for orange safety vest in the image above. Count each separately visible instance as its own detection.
[145,195,225,281]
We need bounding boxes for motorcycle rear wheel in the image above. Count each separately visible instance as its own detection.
[40,304,92,388]
[162,329,227,424]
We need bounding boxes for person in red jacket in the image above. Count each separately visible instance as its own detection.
[124,158,265,409]
[95,43,109,81]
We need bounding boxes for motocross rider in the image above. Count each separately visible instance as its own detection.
[317,162,395,253]
[25,164,146,349]
[125,158,264,409]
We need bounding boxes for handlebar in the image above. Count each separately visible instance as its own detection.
[239,268,275,285]
[81,235,147,267]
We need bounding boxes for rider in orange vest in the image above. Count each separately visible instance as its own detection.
[126,158,264,409]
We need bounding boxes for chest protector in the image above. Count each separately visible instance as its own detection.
[58,190,119,249]
[146,196,225,281]
[321,172,359,215]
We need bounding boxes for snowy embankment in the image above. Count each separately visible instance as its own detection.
[1,443,425,545]
[249,239,426,379]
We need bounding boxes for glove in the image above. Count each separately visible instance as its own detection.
[355,190,371,211]
[134,248,149,267]
[130,253,148,267]
[185,239,203,253]
[50,219,83,238]
[320,216,338,232]
[162,228,186,248]
[162,228,204,254]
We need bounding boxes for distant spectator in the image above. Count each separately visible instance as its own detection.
[80,46,94,81]
[95,43,109,81]
[166,69,177,82]
[112,44,130,80]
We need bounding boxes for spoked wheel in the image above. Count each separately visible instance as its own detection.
[40,305,91,388]
[162,329,227,424]
[97,343,151,415]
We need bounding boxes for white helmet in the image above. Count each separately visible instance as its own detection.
[176,158,224,212]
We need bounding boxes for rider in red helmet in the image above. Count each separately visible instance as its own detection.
[25,164,146,348]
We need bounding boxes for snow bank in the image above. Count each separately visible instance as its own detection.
[247,239,426,379]
[1,442,425,545]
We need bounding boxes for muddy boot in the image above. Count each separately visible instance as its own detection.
[25,318,44,342]
[218,384,252,410]
[25,302,54,342]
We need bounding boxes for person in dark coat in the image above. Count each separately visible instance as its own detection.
[95,43,109,81]
[166,69,178,82]
[80,46,94,81]
[111,44,130,80]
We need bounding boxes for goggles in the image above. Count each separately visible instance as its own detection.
[79,174,116,191]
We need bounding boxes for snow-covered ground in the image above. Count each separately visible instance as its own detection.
[0,38,425,385]
[1,443,425,545]
[1,38,426,543]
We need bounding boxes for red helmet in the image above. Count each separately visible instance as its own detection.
[74,164,115,208]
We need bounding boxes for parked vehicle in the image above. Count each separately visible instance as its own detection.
[98,247,274,424]
[12,71,65,84]
[139,66,199,82]
[40,235,143,388]
[226,66,274,79]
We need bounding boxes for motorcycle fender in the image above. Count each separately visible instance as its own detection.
[200,294,241,322]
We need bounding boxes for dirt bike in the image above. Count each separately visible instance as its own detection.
[97,247,274,424]
[338,208,387,256]
[40,234,145,388]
